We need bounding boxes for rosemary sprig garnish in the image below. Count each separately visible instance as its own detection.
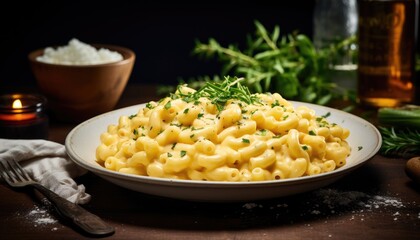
[174,76,260,111]
[379,127,420,158]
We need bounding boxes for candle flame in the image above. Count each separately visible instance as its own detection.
[12,99,23,109]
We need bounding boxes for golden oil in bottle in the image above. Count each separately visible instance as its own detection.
[357,0,418,108]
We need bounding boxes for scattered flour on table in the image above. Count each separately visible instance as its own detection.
[313,188,405,209]
[20,204,59,230]
[241,188,419,223]
[243,203,263,210]
[36,38,123,65]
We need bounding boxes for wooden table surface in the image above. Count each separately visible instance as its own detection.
[1,84,419,240]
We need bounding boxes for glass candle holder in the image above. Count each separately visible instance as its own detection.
[0,93,49,139]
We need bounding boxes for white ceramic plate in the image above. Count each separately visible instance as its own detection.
[65,101,382,202]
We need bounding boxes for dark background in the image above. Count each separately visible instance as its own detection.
[0,1,316,93]
[1,0,419,95]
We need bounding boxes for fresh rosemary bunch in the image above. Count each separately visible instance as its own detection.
[159,20,356,105]
[379,127,420,158]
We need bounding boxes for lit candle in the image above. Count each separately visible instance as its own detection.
[0,94,48,139]
[0,99,37,121]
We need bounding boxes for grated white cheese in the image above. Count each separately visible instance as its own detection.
[36,38,123,65]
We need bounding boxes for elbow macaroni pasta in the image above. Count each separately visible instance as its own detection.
[96,85,351,181]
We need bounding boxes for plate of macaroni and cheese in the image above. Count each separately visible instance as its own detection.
[66,78,382,202]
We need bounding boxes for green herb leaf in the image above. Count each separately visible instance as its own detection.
[164,101,172,110]
[321,112,331,118]
[146,103,154,109]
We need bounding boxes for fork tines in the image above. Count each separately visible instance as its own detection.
[0,159,33,185]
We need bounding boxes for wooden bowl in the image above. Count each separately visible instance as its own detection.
[28,44,135,123]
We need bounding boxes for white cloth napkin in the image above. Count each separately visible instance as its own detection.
[0,139,91,204]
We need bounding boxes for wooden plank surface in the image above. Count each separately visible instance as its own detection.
[1,84,419,240]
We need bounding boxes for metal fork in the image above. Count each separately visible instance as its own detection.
[0,158,114,236]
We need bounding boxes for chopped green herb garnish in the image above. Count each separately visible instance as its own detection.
[242,138,250,144]
[271,100,280,108]
[146,102,154,109]
[164,101,171,110]
[183,108,189,114]
[322,112,331,118]
[302,145,308,150]
[171,143,177,150]
[167,152,173,157]
[309,130,316,136]
[129,114,137,119]
[170,123,182,127]
[180,150,187,157]
[358,146,363,151]
[197,113,204,118]
[259,129,267,136]
[133,129,138,135]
